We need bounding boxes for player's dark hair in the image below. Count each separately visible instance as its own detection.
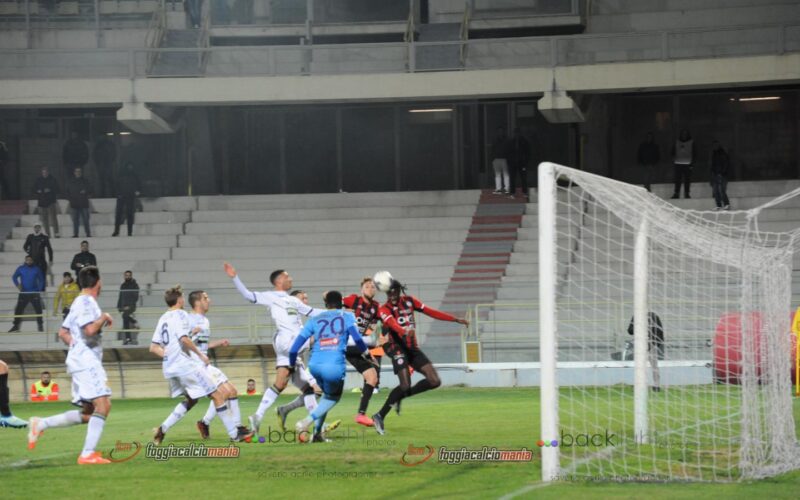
[269,269,285,285]
[164,285,183,307]
[324,290,343,309]
[188,290,205,308]
[78,266,100,289]
[388,279,406,294]
[290,290,305,297]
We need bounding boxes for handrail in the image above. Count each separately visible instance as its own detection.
[1,21,797,79]
[198,4,211,74]
[459,0,472,67]
[144,0,167,75]
[403,5,415,71]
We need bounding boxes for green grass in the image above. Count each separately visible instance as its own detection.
[0,387,798,499]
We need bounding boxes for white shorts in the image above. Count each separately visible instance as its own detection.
[272,332,295,368]
[70,363,112,403]
[168,367,217,400]
[205,365,228,387]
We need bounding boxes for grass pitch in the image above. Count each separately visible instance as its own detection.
[1,387,799,499]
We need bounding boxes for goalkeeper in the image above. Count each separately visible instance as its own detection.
[627,311,664,392]
[290,291,374,443]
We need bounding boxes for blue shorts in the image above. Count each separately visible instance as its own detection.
[310,363,345,398]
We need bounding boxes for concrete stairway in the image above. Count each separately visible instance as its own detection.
[148,29,203,77]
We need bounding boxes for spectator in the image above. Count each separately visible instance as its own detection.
[112,162,141,237]
[53,272,79,319]
[186,0,203,28]
[710,140,731,211]
[70,240,97,284]
[637,132,660,192]
[117,270,140,345]
[65,167,92,238]
[93,136,116,198]
[9,255,45,332]
[506,127,531,199]
[0,140,8,200]
[32,167,60,238]
[23,224,53,286]
[627,311,665,392]
[30,371,59,402]
[62,131,89,176]
[671,129,694,199]
[490,127,510,195]
[246,378,258,396]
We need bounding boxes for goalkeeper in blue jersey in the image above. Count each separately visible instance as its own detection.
[289,290,375,443]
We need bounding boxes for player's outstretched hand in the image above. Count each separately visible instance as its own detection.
[223,262,237,278]
[220,339,230,347]
[456,317,470,327]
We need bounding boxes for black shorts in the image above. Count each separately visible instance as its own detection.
[345,346,376,374]
[384,341,431,374]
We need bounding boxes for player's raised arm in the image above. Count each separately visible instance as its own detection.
[224,262,258,303]
[411,296,469,326]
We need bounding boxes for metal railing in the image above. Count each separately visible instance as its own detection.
[143,0,166,75]
[0,22,796,80]
[459,0,472,68]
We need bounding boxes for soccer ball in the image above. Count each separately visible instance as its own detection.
[373,270,394,292]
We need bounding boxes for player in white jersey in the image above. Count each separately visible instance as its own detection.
[149,286,253,443]
[188,290,248,439]
[27,266,114,465]
[224,262,321,436]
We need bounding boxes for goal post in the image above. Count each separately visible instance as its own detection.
[537,161,800,482]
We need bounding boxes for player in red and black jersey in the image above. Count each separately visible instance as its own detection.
[342,277,384,427]
[371,278,469,435]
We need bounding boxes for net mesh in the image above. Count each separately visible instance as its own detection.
[543,163,800,482]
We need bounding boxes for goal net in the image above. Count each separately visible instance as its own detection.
[537,162,800,482]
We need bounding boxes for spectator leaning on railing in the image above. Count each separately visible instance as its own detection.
[54,272,79,319]
[70,241,97,288]
[9,255,45,333]
[30,371,59,402]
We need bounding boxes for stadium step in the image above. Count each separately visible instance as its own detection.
[426,190,527,362]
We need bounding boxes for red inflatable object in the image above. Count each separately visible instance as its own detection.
[713,311,798,385]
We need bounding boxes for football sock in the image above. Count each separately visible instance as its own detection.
[303,393,318,412]
[216,404,238,439]
[310,396,337,421]
[255,387,280,419]
[409,379,435,397]
[81,414,106,457]
[0,373,10,417]
[283,395,304,413]
[202,401,216,426]
[358,383,375,415]
[379,386,405,419]
[40,410,82,430]
[314,413,327,435]
[161,400,189,432]
[228,397,241,426]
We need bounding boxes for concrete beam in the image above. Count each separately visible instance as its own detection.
[0,53,798,108]
[537,90,585,123]
[116,102,175,134]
